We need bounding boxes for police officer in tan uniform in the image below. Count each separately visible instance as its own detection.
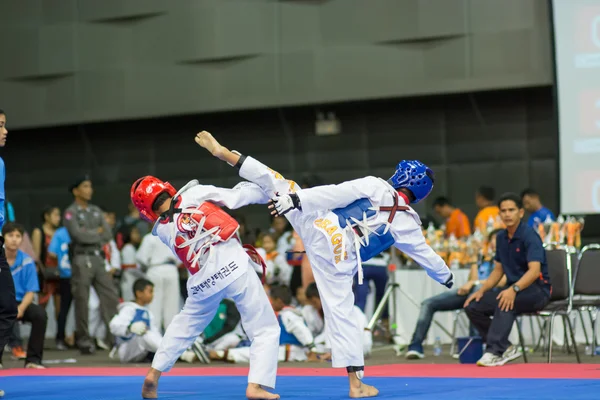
[63,176,118,354]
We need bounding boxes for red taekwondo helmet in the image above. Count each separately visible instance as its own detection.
[130,176,177,223]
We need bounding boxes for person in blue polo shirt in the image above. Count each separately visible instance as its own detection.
[521,188,555,228]
[2,222,47,369]
[464,192,551,367]
[47,226,73,350]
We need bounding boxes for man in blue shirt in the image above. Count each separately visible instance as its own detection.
[521,188,556,228]
[0,109,17,396]
[47,227,73,350]
[1,223,47,369]
[464,193,551,367]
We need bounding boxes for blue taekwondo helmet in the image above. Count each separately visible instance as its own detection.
[388,160,435,204]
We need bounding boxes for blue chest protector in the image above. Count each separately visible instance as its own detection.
[278,314,302,346]
[332,197,400,262]
[121,308,151,341]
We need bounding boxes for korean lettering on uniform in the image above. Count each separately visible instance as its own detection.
[190,261,239,295]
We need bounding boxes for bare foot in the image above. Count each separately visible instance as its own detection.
[195,131,227,160]
[246,383,280,400]
[141,369,161,399]
[349,382,379,398]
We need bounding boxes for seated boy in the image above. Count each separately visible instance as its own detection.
[209,285,323,363]
[0,223,47,369]
[109,279,195,363]
[304,282,372,359]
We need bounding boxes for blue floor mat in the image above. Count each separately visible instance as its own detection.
[2,376,599,400]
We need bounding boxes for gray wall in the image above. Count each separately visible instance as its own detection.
[1,0,552,129]
[5,86,564,235]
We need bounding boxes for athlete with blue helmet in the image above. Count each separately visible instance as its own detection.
[196,131,452,399]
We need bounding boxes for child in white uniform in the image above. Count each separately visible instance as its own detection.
[109,279,195,364]
[130,174,280,400]
[210,285,320,363]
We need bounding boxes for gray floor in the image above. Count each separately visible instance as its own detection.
[2,341,598,369]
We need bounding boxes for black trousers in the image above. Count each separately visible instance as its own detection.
[18,303,47,365]
[0,241,18,364]
[465,284,550,356]
[56,278,73,342]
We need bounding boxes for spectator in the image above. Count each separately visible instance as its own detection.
[209,285,320,363]
[31,206,62,311]
[119,225,144,302]
[304,282,372,358]
[136,233,180,332]
[2,223,47,369]
[405,229,506,359]
[63,175,119,354]
[474,187,501,233]
[47,226,75,350]
[432,197,471,239]
[258,232,292,287]
[464,193,551,367]
[353,251,390,317]
[109,278,195,364]
[520,189,556,228]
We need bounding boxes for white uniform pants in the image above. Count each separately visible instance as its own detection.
[118,330,162,363]
[88,288,106,339]
[146,264,180,332]
[152,267,280,389]
[226,344,307,363]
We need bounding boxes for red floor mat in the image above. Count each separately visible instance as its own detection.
[2,364,599,379]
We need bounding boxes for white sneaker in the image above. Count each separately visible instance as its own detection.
[476,352,504,367]
[405,350,424,360]
[500,345,522,365]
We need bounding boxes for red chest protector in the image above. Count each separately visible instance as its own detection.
[173,202,239,275]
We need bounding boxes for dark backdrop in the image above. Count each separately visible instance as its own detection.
[4,86,598,241]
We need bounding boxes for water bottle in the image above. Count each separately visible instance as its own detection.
[433,337,442,356]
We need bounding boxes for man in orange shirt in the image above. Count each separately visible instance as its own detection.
[474,186,501,233]
[433,197,471,238]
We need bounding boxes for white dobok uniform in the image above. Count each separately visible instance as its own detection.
[225,307,314,363]
[109,302,163,363]
[150,180,280,389]
[238,156,451,369]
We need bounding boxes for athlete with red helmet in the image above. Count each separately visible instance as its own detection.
[131,176,280,400]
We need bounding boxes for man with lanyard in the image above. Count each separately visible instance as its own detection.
[0,109,16,398]
[464,192,552,366]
